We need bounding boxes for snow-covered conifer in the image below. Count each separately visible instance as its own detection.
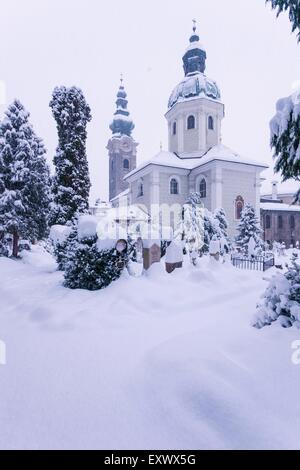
[0,100,51,256]
[214,208,230,243]
[203,209,222,253]
[22,135,51,242]
[235,203,263,253]
[270,89,300,201]
[182,193,204,258]
[266,0,300,41]
[49,86,92,225]
[254,253,300,329]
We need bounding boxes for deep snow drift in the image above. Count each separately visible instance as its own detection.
[1,246,300,450]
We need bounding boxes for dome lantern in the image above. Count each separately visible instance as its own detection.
[182,20,207,76]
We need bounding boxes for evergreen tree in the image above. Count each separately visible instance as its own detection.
[0,101,31,256]
[179,193,223,256]
[270,90,300,201]
[235,203,263,253]
[0,100,51,256]
[22,135,51,242]
[49,86,92,226]
[182,193,205,257]
[266,0,300,42]
[214,208,231,246]
[254,253,300,328]
[203,209,223,253]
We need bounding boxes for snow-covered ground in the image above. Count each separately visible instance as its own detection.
[1,246,300,450]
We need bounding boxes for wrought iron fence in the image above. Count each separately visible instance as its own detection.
[231,254,275,272]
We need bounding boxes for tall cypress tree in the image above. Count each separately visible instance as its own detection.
[0,100,51,256]
[0,101,32,257]
[49,86,92,226]
[22,136,52,242]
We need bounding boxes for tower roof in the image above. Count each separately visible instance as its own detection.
[110,76,135,137]
[168,21,221,110]
[182,20,207,76]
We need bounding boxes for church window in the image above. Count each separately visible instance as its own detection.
[123,159,129,170]
[290,215,295,230]
[187,115,195,130]
[111,160,114,170]
[266,215,271,229]
[208,116,214,130]
[199,178,207,199]
[138,181,144,198]
[235,196,244,220]
[278,215,283,229]
[170,178,179,195]
[172,121,177,135]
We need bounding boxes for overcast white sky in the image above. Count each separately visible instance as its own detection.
[0,0,299,201]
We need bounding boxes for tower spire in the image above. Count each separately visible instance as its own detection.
[110,76,135,137]
[182,20,206,76]
[192,18,197,33]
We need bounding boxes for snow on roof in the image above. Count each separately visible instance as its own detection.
[260,202,300,212]
[110,188,130,203]
[185,40,205,53]
[125,144,268,180]
[106,204,150,222]
[261,180,299,197]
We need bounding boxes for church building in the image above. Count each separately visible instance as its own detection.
[108,23,268,238]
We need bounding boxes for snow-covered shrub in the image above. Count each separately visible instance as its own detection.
[64,233,125,291]
[50,224,73,271]
[254,253,300,329]
[77,214,97,241]
[235,204,263,254]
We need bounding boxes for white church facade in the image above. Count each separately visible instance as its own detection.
[107,24,268,238]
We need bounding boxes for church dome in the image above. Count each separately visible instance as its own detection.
[168,21,221,110]
[168,72,221,109]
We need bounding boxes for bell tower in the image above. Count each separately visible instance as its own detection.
[165,22,225,157]
[107,77,138,201]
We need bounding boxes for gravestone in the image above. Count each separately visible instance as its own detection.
[143,243,161,270]
[165,241,183,273]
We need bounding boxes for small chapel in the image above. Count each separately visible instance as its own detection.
[107,22,268,238]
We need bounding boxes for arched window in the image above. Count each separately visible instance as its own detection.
[187,115,195,130]
[123,159,129,170]
[172,121,177,135]
[208,116,214,130]
[278,215,283,229]
[111,160,114,170]
[170,178,179,195]
[290,215,295,230]
[137,181,144,198]
[199,178,207,199]
[235,196,244,220]
[266,215,271,229]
